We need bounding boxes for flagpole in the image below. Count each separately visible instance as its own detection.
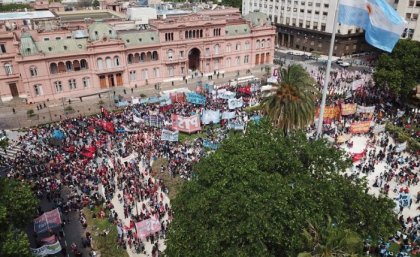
[316,0,341,139]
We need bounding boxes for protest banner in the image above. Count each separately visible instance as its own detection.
[228,98,244,109]
[237,85,251,95]
[102,121,115,133]
[336,134,352,143]
[227,120,245,130]
[217,89,236,99]
[396,142,407,153]
[315,106,340,120]
[203,139,219,150]
[135,218,161,239]
[144,115,164,128]
[221,111,236,120]
[140,98,149,104]
[171,114,201,133]
[356,105,375,114]
[31,240,62,257]
[170,92,186,103]
[161,129,179,142]
[34,208,61,234]
[352,151,366,162]
[133,115,143,123]
[398,192,411,208]
[349,121,372,134]
[372,124,386,134]
[132,97,140,105]
[186,92,206,105]
[202,110,221,124]
[340,103,357,116]
[159,96,172,106]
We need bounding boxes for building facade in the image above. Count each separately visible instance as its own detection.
[0,9,275,103]
[242,0,419,55]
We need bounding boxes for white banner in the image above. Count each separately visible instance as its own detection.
[161,129,179,142]
[396,142,407,152]
[357,105,375,114]
[202,110,221,124]
[217,89,236,99]
[132,97,140,105]
[31,241,62,257]
[228,98,243,109]
[133,115,143,123]
[221,111,236,120]
[372,124,386,134]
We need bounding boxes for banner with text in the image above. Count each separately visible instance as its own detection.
[202,110,221,125]
[221,111,236,120]
[169,92,186,103]
[336,134,352,143]
[171,114,201,133]
[372,124,386,134]
[228,98,244,109]
[161,129,179,142]
[227,120,245,130]
[135,218,161,239]
[316,106,341,120]
[31,240,62,257]
[34,208,62,234]
[203,139,220,150]
[186,92,206,105]
[340,103,357,116]
[357,105,375,114]
[349,121,372,134]
[217,89,236,99]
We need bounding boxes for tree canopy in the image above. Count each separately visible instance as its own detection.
[0,4,32,12]
[0,178,38,257]
[166,122,399,257]
[373,40,420,100]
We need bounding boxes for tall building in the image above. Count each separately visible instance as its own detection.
[0,8,275,103]
[242,0,419,55]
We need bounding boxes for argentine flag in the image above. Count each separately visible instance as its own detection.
[338,0,406,52]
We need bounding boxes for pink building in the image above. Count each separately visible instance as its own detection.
[0,9,275,103]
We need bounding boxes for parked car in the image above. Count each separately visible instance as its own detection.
[336,59,350,67]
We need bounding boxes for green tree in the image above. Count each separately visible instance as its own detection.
[165,121,398,257]
[261,64,318,134]
[0,178,38,257]
[0,4,32,12]
[373,40,420,100]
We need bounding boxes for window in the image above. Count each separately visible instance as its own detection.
[256,40,260,49]
[105,57,112,68]
[63,46,67,50]
[236,43,241,51]
[168,66,174,77]
[225,57,231,67]
[80,59,88,69]
[114,56,120,66]
[205,48,210,56]
[261,40,265,48]
[4,63,13,75]
[245,41,250,50]
[236,56,240,65]
[54,81,63,92]
[142,69,148,80]
[226,44,231,52]
[83,77,90,88]
[129,71,136,81]
[214,44,220,54]
[324,3,329,8]
[65,61,73,71]
[153,68,160,78]
[180,50,184,58]
[244,55,249,64]
[34,84,43,96]
[29,66,38,77]
[167,49,174,60]
[97,58,104,70]
[128,54,133,64]
[68,79,77,90]
[43,38,49,41]
[55,37,61,40]
[0,44,6,53]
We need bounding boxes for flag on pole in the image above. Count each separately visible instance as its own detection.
[338,0,406,52]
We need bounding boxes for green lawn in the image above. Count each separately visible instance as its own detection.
[84,207,129,257]
[151,158,183,199]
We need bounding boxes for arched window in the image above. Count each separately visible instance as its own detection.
[83,77,90,88]
[152,51,159,61]
[97,58,104,70]
[185,31,188,39]
[267,39,271,47]
[57,62,66,73]
[225,57,231,67]
[261,39,265,48]
[140,53,145,62]
[245,41,250,50]
[236,42,241,51]
[4,63,13,75]
[33,84,43,96]
[80,59,88,69]
[114,56,120,67]
[134,53,140,63]
[167,49,173,60]
[146,52,152,61]
[50,63,58,74]
[226,44,231,53]
[214,44,220,54]
[256,40,261,49]
[127,54,133,64]
[65,61,73,71]
[73,60,80,71]
[29,66,38,77]
[188,31,192,38]
[105,57,112,68]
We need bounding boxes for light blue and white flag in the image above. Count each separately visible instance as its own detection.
[228,98,243,109]
[338,0,406,52]
[161,129,179,142]
[221,111,236,120]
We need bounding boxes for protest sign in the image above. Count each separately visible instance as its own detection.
[135,218,161,239]
[31,240,62,257]
[340,103,357,116]
[133,115,143,123]
[186,92,206,105]
[221,111,236,120]
[202,110,221,124]
[356,105,375,114]
[315,106,340,120]
[161,129,179,142]
[336,134,352,143]
[144,115,164,128]
[398,192,411,208]
[228,98,243,109]
[372,124,386,134]
[172,114,201,133]
[349,121,371,134]
[227,120,245,130]
[170,92,186,103]
[34,208,61,234]
[237,85,251,95]
[217,89,236,99]
[203,139,219,150]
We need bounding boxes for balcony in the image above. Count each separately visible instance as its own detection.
[95,66,125,74]
[164,57,187,64]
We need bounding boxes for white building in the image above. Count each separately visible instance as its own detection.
[393,0,420,41]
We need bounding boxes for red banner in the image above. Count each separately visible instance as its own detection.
[349,121,371,134]
[352,151,366,162]
[102,121,115,133]
[34,209,62,234]
[238,85,251,95]
[171,114,201,133]
[170,93,185,103]
[135,218,161,239]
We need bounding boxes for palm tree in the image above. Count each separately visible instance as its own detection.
[298,220,363,257]
[261,64,318,134]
